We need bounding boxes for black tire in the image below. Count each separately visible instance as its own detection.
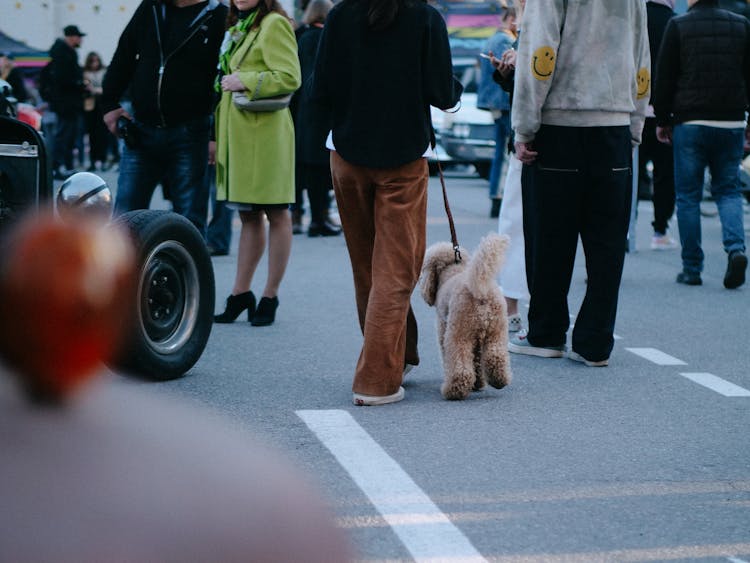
[110,210,215,380]
[474,161,491,180]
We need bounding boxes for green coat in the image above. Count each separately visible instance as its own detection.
[215,12,301,205]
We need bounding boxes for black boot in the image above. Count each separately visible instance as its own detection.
[490,198,502,218]
[308,220,342,237]
[214,291,256,323]
[251,296,279,326]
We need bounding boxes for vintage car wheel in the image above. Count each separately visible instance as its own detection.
[111,210,214,380]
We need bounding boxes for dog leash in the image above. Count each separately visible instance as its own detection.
[434,157,462,264]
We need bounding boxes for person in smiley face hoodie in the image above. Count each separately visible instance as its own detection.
[508,0,650,368]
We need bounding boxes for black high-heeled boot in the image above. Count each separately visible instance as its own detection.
[251,296,279,326]
[214,291,256,323]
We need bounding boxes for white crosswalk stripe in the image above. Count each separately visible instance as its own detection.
[626,347,687,366]
[680,373,750,397]
[297,409,487,562]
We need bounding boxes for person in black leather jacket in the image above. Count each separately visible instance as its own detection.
[101,0,228,236]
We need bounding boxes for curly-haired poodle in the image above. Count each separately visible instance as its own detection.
[420,233,512,400]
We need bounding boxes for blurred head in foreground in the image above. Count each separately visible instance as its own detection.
[0,215,351,561]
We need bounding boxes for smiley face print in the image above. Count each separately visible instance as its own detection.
[531,46,556,81]
[636,67,650,99]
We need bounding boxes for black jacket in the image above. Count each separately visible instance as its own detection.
[719,0,750,19]
[101,0,227,127]
[5,68,28,104]
[646,1,674,106]
[310,0,462,169]
[47,39,84,116]
[295,25,329,166]
[654,0,750,126]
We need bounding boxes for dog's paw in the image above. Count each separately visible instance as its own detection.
[441,381,470,401]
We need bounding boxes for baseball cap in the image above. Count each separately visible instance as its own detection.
[63,25,86,37]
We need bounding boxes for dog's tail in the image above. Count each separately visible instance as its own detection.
[467,232,510,299]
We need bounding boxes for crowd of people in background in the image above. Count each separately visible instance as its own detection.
[2,0,749,401]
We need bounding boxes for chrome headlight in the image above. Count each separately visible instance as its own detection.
[56,172,113,221]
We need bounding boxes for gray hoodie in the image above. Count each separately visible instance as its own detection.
[512,0,651,144]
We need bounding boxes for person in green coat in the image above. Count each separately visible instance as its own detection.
[213,0,301,326]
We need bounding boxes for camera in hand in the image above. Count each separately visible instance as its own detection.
[116,116,140,149]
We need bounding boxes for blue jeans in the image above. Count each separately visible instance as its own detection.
[114,117,210,236]
[673,124,746,275]
[206,164,233,253]
[488,111,511,199]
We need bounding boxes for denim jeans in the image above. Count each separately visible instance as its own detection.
[206,164,233,253]
[488,111,511,199]
[114,116,210,236]
[673,124,746,275]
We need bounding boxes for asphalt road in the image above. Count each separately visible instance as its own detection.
[94,166,750,562]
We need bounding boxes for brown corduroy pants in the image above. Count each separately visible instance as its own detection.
[330,152,428,397]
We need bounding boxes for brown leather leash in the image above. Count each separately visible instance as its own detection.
[434,157,462,264]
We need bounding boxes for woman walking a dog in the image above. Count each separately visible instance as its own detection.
[310,0,462,405]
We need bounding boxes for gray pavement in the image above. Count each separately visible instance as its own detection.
[85,167,750,562]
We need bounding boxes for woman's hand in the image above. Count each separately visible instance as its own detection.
[221,72,246,92]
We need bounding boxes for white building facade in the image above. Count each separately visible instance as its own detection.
[1,0,295,65]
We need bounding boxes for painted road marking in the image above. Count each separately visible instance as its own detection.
[297,409,487,562]
[680,373,750,397]
[626,347,687,366]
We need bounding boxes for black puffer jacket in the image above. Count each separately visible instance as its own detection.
[101,0,227,128]
[654,0,750,126]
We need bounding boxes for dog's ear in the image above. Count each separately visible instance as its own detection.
[420,260,439,306]
[419,246,446,306]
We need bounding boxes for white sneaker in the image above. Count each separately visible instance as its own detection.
[508,314,524,334]
[508,334,565,358]
[568,350,609,367]
[650,234,678,250]
[353,386,405,406]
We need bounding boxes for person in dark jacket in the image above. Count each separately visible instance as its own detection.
[311,0,463,405]
[47,25,87,179]
[0,53,29,104]
[294,0,341,237]
[101,0,228,236]
[640,0,678,250]
[719,0,750,19]
[654,0,749,288]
